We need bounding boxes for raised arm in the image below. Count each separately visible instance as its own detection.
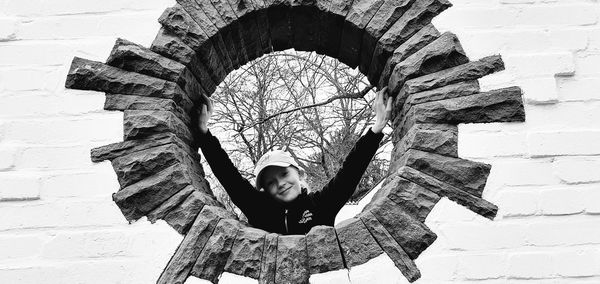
[316,87,392,217]
[196,95,266,215]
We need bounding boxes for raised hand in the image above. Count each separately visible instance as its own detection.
[197,93,213,134]
[371,87,393,134]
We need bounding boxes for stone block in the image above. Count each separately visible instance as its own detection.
[207,0,251,66]
[123,110,194,145]
[150,27,218,95]
[389,32,469,98]
[397,55,505,95]
[275,235,310,284]
[265,0,293,51]
[359,211,421,282]
[106,38,206,101]
[338,0,385,68]
[224,227,267,279]
[391,123,458,157]
[110,143,193,188]
[194,0,244,69]
[316,0,353,57]
[397,87,526,135]
[104,94,191,127]
[258,233,278,284]
[376,24,439,87]
[175,0,236,72]
[90,133,193,163]
[251,0,274,55]
[391,149,491,198]
[164,191,222,235]
[65,57,194,113]
[111,162,209,222]
[408,80,480,106]
[227,0,264,61]
[306,225,345,274]
[396,166,498,219]
[366,175,440,222]
[370,0,451,85]
[147,185,195,223]
[192,218,243,283]
[290,0,321,52]
[359,0,414,77]
[157,206,236,284]
[368,197,436,259]
[159,5,227,85]
[335,218,383,267]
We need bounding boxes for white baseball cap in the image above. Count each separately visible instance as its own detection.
[254,149,299,189]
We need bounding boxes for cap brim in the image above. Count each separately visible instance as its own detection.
[254,162,292,189]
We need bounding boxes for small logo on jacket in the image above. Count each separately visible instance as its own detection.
[298,210,313,224]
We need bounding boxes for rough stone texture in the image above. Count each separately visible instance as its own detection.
[224,227,267,279]
[227,0,264,61]
[90,133,190,163]
[196,0,246,68]
[157,206,237,284]
[360,0,415,78]
[104,94,191,127]
[258,233,279,284]
[397,55,505,95]
[65,57,194,113]
[397,87,526,137]
[208,0,250,66]
[112,163,198,222]
[317,0,353,57]
[370,0,451,86]
[158,5,227,85]
[275,235,310,284]
[392,149,491,198]
[175,0,236,73]
[306,225,345,274]
[150,27,218,95]
[123,110,194,145]
[368,197,436,259]
[147,185,195,223]
[265,0,293,51]
[338,0,385,68]
[389,32,469,99]
[110,143,192,188]
[391,123,458,157]
[192,218,243,283]
[251,0,274,55]
[396,166,498,219]
[106,38,206,100]
[376,23,440,87]
[164,191,221,235]
[366,175,440,222]
[335,218,384,267]
[290,0,321,52]
[408,80,480,106]
[359,211,421,282]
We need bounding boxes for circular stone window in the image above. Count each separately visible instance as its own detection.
[65,0,525,283]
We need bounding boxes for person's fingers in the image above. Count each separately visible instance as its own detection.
[385,97,393,120]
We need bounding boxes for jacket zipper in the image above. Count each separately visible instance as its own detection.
[284,209,289,234]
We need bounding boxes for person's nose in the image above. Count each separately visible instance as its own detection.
[276,177,286,189]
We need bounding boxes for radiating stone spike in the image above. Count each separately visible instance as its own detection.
[335,217,384,267]
[338,0,386,68]
[192,218,243,283]
[275,235,310,284]
[123,110,194,145]
[224,227,267,279]
[306,226,345,274]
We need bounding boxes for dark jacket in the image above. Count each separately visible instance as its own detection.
[197,128,384,235]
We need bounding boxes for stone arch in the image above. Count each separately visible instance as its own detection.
[64,0,526,283]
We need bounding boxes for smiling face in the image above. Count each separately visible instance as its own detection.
[260,165,302,203]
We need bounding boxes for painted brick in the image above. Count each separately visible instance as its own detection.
[493,187,539,217]
[458,130,528,158]
[526,219,600,247]
[507,252,555,279]
[439,221,528,250]
[538,186,585,215]
[554,157,600,184]
[0,234,46,260]
[486,159,562,186]
[554,249,599,277]
[457,253,508,280]
[557,76,600,102]
[0,173,41,201]
[527,130,600,157]
[40,169,118,199]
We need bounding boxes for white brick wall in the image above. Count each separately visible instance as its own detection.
[0,0,599,283]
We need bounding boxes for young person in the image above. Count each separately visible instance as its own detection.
[196,88,392,235]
